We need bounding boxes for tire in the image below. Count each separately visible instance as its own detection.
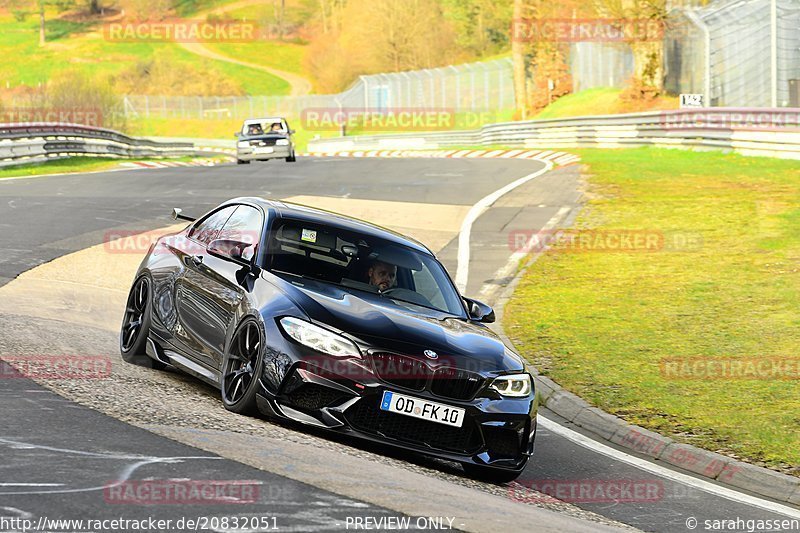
[286,152,296,163]
[221,319,265,415]
[462,462,526,484]
[120,275,166,369]
[237,159,250,165]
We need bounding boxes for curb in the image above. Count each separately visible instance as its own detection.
[121,157,225,169]
[486,174,800,508]
[303,148,580,166]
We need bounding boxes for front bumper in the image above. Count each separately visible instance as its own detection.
[237,145,292,161]
[257,347,537,471]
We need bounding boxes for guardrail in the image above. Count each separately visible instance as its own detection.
[0,122,235,168]
[306,108,800,160]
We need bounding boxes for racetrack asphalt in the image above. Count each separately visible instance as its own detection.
[0,157,797,532]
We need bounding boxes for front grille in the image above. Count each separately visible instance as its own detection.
[369,353,431,391]
[251,139,277,146]
[346,398,482,454]
[482,426,523,458]
[286,383,348,411]
[430,367,485,400]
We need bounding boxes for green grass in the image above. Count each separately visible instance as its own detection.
[0,156,206,179]
[504,147,800,474]
[533,87,679,120]
[0,12,290,95]
[205,40,307,75]
[534,88,624,119]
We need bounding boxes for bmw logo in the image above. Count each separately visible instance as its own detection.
[423,350,438,360]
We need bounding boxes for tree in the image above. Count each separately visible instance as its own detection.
[512,0,527,118]
[512,0,590,117]
[305,0,458,92]
[8,0,78,46]
[590,0,672,91]
[441,0,514,56]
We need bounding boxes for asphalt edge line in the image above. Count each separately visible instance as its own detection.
[537,417,800,519]
[454,161,554,293]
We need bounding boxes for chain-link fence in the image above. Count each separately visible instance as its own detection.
[666,0,800,107]
[570,42,635,91]
[120,58,515,121]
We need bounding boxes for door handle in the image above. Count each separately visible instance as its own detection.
[190,255,204,267]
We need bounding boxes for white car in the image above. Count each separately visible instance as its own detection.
[235,117,296,164]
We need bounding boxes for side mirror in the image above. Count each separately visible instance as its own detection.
[208,239,259,273]
[464,297,495,323]
[288,129,296,135]
[234,131,241,138]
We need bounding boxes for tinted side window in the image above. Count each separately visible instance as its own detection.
[219,205,264,246]
[188,206,237,245]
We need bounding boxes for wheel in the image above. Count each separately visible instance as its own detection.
[221,319,264,415]
[286,152,296,163]
[237,159,250,165]
[462,462,526,484]
[120,275,165,369]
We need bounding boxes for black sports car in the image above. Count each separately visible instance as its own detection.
[120,198,537,481]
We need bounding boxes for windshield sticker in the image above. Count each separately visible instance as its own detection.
[301,229,318,243]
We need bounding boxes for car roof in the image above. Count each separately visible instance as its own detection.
[224,197,434,256]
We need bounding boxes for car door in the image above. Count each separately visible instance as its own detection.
[173,205,237,365]
[176,204,265,370]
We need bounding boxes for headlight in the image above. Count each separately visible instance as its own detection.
[279,317,359,357]
[237,141,250,148]
[490,373,532,397]
[276,139,290,146]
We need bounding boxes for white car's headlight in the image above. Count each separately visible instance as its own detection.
[279,317,359,357]
[490,373,532,397]
[275,139,290,146]
[237,141,250,148]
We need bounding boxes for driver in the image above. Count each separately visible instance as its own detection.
[269,122,283,132]
[367,260,397,291]
[247,123,263,135]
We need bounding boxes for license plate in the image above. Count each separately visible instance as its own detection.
[380,391,465,428]
[254,147,274,154]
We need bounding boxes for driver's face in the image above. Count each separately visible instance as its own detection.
[368,263,397,291]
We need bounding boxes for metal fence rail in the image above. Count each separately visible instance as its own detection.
[667,0,800,107]
[307,109,800,160]
[121,58,515,121]
[0,123,231,168]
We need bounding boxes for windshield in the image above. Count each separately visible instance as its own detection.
[266,219,465,316]
[242,119,287,135]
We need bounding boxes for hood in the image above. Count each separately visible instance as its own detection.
[271,275,524,373]
[241,133,288,141]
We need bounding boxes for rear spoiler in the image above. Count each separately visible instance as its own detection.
[172,208,196,222]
